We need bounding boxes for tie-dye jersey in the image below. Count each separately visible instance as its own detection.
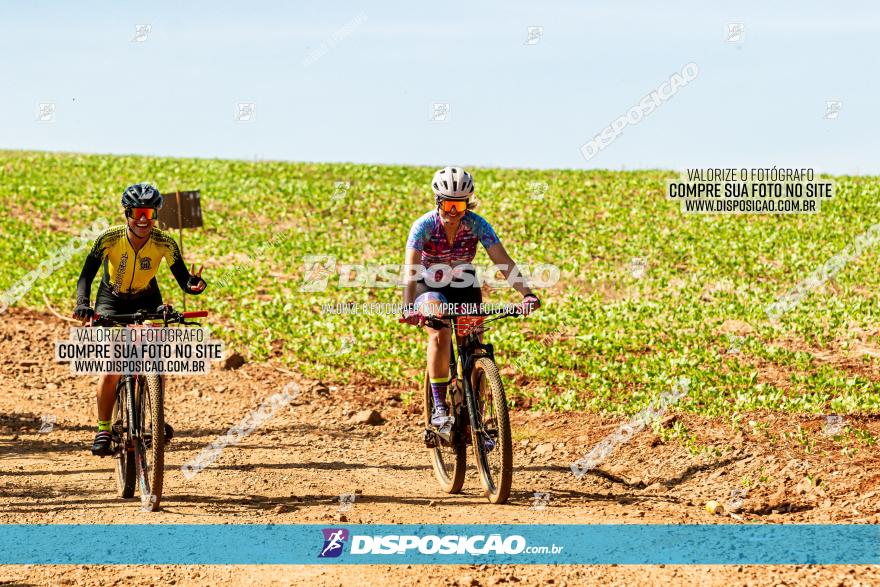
[406,211,501,273]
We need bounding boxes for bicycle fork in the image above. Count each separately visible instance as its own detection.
[125,375,139,441]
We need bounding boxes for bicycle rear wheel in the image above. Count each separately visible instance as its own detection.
[424,372,466,494]
[134,374,164,511]
[469,357,512,504]
[113,380,136,499]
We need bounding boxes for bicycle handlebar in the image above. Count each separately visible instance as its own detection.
[90,307,209,327]
[398,306,526,329]
[182,311,208,318]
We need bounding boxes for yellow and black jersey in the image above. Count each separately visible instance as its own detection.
[76,225,201,305]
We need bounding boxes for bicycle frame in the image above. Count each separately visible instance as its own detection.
[90,305,207,510]
[110,325,154,445]
[418,307,526,503]
[424,309,517,440]
[95,308,206,438]
[447,322,494,421]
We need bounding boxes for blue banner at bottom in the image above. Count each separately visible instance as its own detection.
[1,524,877,565]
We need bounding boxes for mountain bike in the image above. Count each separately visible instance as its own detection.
[408,307,523,504]
[92,305,208,512]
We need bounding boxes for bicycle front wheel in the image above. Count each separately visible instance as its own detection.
[134,374,164,511]
[113,381,136,498]
[469,357,512,504]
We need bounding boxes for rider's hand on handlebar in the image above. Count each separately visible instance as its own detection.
[401,309,426,326]
[73,304,95,322]
[521,293,541,316]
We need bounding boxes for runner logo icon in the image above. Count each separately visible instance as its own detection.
[318,528,349,558]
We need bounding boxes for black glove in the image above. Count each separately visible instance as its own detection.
[73,304,94,321]
[187,275,207,294]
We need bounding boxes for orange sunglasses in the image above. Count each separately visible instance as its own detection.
[125,207,158,220]
[440,200,467,213]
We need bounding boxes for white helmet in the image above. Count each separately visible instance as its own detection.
[432,166,474,201]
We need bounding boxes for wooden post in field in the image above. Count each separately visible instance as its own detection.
[175,192,184,311]
[157,190,203,313]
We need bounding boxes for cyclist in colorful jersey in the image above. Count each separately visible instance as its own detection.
[73,183,207,456]
[402,167,540,438]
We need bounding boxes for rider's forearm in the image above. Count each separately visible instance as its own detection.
[403,271,419,307]
[499,264,533,297]
[486,243,532,297]
[402,252,421,307]
[75,256,101,306]
[169,258,204,295]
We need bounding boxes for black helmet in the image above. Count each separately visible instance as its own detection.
[121,183,163,208]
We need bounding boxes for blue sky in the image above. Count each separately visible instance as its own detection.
[1,1,877,173]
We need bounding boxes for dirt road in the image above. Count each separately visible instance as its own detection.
[1,308,878,586]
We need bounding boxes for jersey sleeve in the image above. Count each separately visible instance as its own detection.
[86,226,122,261]
[154,230,184,267]
[467,213,501,250]
[405,212,434,251]
[75,226,122,306]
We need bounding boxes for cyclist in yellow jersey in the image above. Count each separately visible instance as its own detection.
[73,183,207,456]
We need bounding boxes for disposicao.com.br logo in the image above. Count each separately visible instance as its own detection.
[319,528,350,558]
[318,528,563,558]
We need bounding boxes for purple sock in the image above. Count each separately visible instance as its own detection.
[430,378,449,407]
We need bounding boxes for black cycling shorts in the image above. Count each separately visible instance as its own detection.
[94,283,163,317]
[413,269,482,307]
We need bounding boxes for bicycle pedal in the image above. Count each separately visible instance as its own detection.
[423,429,438,448]
[435,427,453,445]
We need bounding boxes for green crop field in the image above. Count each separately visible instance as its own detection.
[2,150,879,418]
